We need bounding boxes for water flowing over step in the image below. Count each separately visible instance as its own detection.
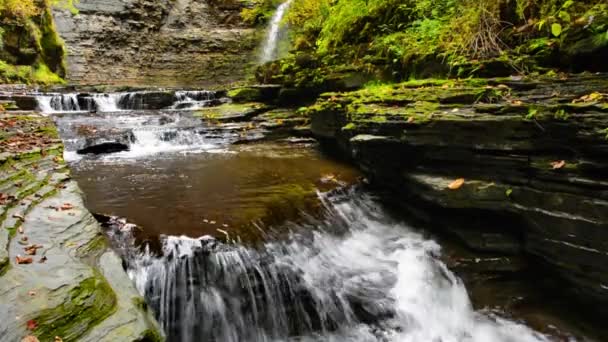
[111,189,549,342]
[54,111,231,161]
[35,90,219,113]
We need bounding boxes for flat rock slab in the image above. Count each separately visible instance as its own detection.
[0,113,162,341]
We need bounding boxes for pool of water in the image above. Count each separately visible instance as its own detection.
[54,110,605,342]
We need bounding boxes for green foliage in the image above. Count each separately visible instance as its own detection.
[0,0,67,84]
[32,62,64,84]
[265,0,606,85]
[554,108,569,120]
[241,0,283,26]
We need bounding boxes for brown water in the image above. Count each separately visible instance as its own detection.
[71,142,360,243]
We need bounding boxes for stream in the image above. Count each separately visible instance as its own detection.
[45,99,602,342]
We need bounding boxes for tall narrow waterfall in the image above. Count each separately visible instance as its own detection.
[260,0,293,63]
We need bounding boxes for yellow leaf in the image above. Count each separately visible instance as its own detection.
[551,160,566,169]
[448,178,465,190]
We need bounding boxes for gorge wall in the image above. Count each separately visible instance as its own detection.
[52,0,259,87]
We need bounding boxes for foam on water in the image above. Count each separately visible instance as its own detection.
[124,190,550,342]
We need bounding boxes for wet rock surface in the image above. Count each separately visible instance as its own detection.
[77,128,136,155]
[0,113,162,341]
[307,73,608,306]
[52,0,259,87]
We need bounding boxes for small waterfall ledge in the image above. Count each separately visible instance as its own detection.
[35,90,219,113]
[104,190,550,342]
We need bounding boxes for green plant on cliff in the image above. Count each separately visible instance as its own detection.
[0,0,70,84]
[241,0,283,26]
[260,0,608,85]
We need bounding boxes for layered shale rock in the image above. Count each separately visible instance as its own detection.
[0,114,162,341]
[307,74,608,305]
[52,0,259,87]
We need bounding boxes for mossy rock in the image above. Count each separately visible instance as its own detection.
[33,274,117,341]
[195,102,272,122]
[228,87,264,103]
[227,86,281,104]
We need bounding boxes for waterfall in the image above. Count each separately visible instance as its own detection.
[172,91,216,110]
[260,0,293,63]
[36,93,81,113]
[54,111,229,162]
[35,90,220,114]
[118,189,550,342]
[91,93,124,112]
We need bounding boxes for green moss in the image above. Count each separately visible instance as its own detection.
[32,63,65,85]
[241,0,283,26]
[76,234,108,258]
[227,87,264,103]
[195,103,270,120]
[136,329,164,342]
[342,122,357,131]
[0,256,9,276]
[131,297,148,312]
[33,274,117,342]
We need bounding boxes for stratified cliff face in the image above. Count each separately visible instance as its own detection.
[53,0,259,87]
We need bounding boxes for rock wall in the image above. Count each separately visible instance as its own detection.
[53,0,260,87]
[307,74,608,307]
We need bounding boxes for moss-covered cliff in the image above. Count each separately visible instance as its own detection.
[256,0,608,87]
[0,0,68,85]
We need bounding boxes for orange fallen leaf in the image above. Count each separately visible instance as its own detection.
[448,178,465,190]
[26,319,37,330]
[21,336,40,342]
[16,256,33,264]
[550,160,566,169]
[60,203,74,211]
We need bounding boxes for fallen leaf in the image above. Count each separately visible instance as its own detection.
[448,178,465,190]
[21,336,40,342]
[26,319,37,330]
[551,160,566,169]
[16,256,33,264]
[39,256,47,263]
[13,213,25,221]
[60,203,74,211]
[18,226,24,234]
[407,117,415,123]
[28,290,36,297]
[54,337,63,342]
[24,244,43,256]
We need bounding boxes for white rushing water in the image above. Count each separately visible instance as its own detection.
[56,112,229,162]
[36,93,81,113]
[35,90,218,114]
[123,190,549,342]
[260,0,293,63]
